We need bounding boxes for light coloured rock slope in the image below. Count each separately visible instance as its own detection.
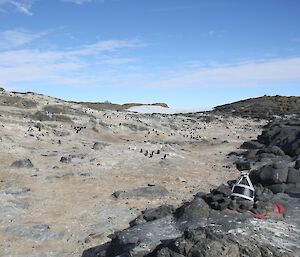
[0,90,265,257]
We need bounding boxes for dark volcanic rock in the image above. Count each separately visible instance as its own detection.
[105,216,181,257]
[202,184,233,211]
[250,161,291,188]
[240,140,264,149]
[258,163,289,184]
[267,183,299,194]
[211,184,232,197]
[82,192,300,257]
[213,95,300,119]
[244,149,259,159]
[235,159,251,171]
[228,198,254,213]
[209,197,231,211]
[257,120,300,157]
[254,185,274,202]
[295,158,300,169]
[287,167,300,184]
[112,185,169,199]
[269,146,286,156]
[252,200,274,215]
[11,159,34,168]
[157,227,241,257]
[175,198,210,227]
[130,205,175,227]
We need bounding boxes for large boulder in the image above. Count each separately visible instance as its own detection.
[240,140,265,150]
[130,205,175,227]
[251,162,289,185]
[295,158,300,169]
[257,121,300,157]
[175,197,210,227]
[287,167,300,184]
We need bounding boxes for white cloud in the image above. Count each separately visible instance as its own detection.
[0,29,46,49]
[0,0,34,15]
[61,0,93,4]
[99,57,136,65]
[0,0,100,15]
[0,37,145,88]
[148,58,300,88]
[68,39,145,56]
[0,28,299,91]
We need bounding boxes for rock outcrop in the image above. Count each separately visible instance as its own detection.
[82,191,300,257]
[214,95,300,119]
[82,117,300,257]
[240,118,300,193]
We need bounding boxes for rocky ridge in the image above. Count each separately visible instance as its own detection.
[213,95,300,119]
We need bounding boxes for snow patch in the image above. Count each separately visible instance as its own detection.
[127,105,211,114]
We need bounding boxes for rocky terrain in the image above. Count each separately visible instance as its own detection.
[213,95,300,119]
[82,116,300,257]
[0,90,298,257]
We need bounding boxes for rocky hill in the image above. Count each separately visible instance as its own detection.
[213,95,300,119]
[0,89,299,257]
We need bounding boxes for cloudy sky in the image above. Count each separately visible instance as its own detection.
[0,0,299,108]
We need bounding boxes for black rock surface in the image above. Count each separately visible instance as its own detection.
[240,118,300,194]
[82,192,300,257]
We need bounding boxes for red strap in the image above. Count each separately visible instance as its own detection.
[274,203,285,213]
[253,213,268,219]
[249,203,285,219]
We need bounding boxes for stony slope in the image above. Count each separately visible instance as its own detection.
[82,117,300,257]
[0,90,264,257]
[213,95,300,119]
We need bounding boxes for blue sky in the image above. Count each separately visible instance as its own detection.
[0,0,299,108]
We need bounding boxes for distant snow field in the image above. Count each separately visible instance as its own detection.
[127,105,211,114]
